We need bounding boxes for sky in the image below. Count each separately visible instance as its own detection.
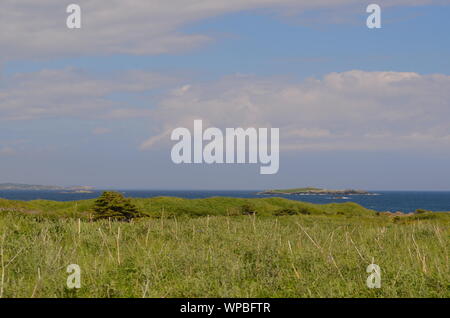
[1,0,450,190]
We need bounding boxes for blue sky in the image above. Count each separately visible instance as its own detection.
[5,4,450,77]
[1,1,450,190]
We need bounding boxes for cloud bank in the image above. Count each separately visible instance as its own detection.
[0,68,176,120]
[1,0,448,61]
[2,66,450,152]
[141,70,450,151]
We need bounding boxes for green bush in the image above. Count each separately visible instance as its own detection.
[297,207,312,215]
[275,207,298,216]
[241,203,257,215]
[92,191,141,221]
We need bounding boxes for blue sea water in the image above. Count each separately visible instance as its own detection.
[0,190,449,213]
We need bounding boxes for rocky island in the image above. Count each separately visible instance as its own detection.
[258,187,372,195]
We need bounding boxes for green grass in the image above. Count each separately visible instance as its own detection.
[0,197,448,298]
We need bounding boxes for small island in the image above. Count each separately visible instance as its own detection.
[258,187,372,195]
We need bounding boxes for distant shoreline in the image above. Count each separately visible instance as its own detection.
[0,183,94,192]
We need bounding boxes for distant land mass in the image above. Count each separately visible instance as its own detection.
[258,187,372,195]
[0,183,94,192]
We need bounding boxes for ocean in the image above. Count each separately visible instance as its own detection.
[0,190,449,213]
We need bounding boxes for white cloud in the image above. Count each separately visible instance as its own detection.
[0,68,177,120]
[140,70,450,151]
[1,0,447,61]
[3,67,450,152]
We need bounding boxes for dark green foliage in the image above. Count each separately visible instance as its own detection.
[92,191,141,221]
[297,207,312,215]
[275,206,313,216]
[275,207,298,216]
[241,203,257,215]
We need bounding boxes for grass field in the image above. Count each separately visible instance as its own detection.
[0,196,448,298]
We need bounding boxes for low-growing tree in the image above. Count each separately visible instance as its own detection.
[241,203,257,215]
[92,191,141,221]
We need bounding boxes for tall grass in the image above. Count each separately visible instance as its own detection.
[0,210,448,298]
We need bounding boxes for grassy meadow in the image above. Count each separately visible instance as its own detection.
[0,196,448,298]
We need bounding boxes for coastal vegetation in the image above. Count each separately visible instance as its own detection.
[0,194,377,219]
[0,194,448,298]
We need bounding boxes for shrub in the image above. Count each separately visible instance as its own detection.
[275,208,298,216]
[92,191,141,221]
[241,203,257,215]
[297,207,312,215]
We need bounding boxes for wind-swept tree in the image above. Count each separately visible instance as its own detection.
[92,191,141,221]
